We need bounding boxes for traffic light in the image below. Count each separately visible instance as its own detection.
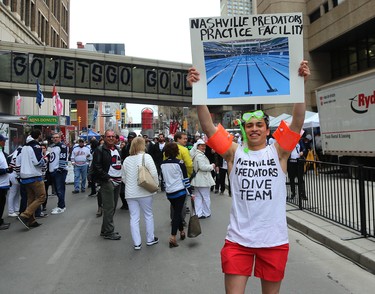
[78,116,81,123]
[116,110,121,121]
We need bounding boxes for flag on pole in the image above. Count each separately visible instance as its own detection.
[36,79,44,108]
[16,92,22,115]
[52,84,63,116]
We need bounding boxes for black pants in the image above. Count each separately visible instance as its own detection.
[168,194,186,236]
[0,189,8,225]
[215,168,228,193]
[287,160,305,197]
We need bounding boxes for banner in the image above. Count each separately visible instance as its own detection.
[189,13,304,105]
[16,92,21,115]
[36,79,44,108]
[52,84,63,116]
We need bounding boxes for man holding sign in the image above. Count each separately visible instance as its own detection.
[187,60,310,294]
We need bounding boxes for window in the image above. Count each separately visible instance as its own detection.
[309,8,320,24]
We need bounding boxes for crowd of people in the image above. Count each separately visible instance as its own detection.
[0,127,230,247]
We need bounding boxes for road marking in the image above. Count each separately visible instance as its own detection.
[47,219,85,265]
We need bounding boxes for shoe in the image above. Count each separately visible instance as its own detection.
[198,216,206,219]
[42,207,47,212]
[103,233,121,240]
[169,239,179,248]
[29,221,42,228]
[72,190,79,194]
[81,190,85,193]
[51,207,66,215]
[214,190,219,194]
[88,192,97,197]
[134,244,142,250]
[219,192,224,195]
[100,231,119,236]
[180,231,186,240]
[0,222,10,230]
[8,212,19,217]
[146,237,159,246]
[206,215,211,218]
[17,216,30,229]
[120,205,129,210]
[96,207,103,217]
[36,212,48,218]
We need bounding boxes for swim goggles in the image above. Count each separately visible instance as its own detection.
[242,110,266,122]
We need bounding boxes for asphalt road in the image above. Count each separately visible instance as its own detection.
[1,185,374,294]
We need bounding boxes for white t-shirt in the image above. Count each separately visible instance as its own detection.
[226,144,288,248]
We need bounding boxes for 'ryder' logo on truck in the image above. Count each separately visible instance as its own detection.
[349,90,375,114]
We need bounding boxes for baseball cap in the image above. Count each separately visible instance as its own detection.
[128,132,137,139]
[196,139,206,146]
[0,134,8,141]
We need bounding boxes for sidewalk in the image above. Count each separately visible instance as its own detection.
[286,204,375,274]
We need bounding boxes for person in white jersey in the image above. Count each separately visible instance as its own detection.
[187,61,310,294]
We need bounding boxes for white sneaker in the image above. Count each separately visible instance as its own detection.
[8,212,18,217]
[51,207,66,215]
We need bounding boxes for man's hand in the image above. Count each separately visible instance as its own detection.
[187,67,200,86]
[298,60,310,82]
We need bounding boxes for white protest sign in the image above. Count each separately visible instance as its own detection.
[189,13,304,105]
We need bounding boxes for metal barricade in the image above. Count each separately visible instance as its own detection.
[286,159,375,238]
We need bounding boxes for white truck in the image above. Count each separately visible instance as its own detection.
[316,69,375,168]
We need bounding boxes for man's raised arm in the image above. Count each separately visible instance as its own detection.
[289,60,310,134]
[187,68,217,137]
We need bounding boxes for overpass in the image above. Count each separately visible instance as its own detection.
[0,41,192,106]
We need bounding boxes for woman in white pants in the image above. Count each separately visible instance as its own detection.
[190,139,215,218]
[122,137,159,250]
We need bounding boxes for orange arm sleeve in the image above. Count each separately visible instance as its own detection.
[206,124,233,155]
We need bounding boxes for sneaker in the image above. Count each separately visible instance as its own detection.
[134,244,142,250]
[36,212,48,218]
[17,216,30,229]
[146,237,159,246]
[8,212,19,217]
[51,207,66,215]
[29,221,42,228]
[103,233,121,240]
[214,190,219,194]
[72,190,79,194]
[0,222,10,230]
[88,192,97,197]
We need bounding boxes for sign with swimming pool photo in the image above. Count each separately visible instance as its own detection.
[189,13,304,105]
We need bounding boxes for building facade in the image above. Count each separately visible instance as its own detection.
[0,0,70,116]
[221,0,257,16]
[257,0,375,116]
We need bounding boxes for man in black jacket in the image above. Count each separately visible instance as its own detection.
[149,133,166,191]
[92,130,122,240]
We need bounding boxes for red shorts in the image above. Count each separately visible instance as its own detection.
[221,240,289,282]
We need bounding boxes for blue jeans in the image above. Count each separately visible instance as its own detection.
[53,170,67,209]
[73,165,88,191]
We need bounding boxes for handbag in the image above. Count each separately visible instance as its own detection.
[138,154,158,193]
[188,198,202,238]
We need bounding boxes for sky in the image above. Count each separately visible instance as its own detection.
[69,0,220,123]
[69,0,220,64]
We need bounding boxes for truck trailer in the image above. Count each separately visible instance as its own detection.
[316,69,375,170]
